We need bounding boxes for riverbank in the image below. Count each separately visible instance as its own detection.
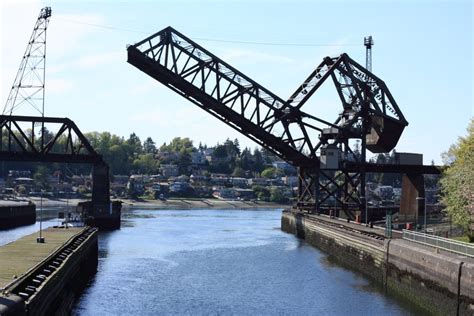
[121,198,289,210]
[2,197,289,211]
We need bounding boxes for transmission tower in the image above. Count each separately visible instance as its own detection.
[3,7,52,116]
[364,36,373,72]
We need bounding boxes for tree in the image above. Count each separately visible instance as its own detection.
[177,152,192,175]
[108,144,130,175]
[261,167,284,178]
[143,137,157,154]
[253,148,265,173]
[440,119,474,238]
[213,144,228,159]
[269,187,288,203]
[232,166,246,178]
[126,133,142,156]
[252,185,270,201]
[233,138,241,156]
[160,137,194,154]
[33,165,50,190]
[133,154,159,174]
[238,147,252,170]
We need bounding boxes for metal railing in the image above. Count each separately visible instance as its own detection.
[402,229,474,257]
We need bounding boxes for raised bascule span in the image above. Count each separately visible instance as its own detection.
[127,26,439,220]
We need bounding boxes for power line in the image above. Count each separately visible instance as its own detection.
[54,17,359,47]
[55,17,149,34]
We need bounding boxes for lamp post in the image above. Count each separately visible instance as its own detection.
[37,189,45,243]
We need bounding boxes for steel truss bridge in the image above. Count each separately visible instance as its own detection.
[127,26,440,220]
[0,115,110,215]
[1,7,118,229]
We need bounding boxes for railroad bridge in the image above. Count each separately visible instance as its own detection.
[2,8,441,229]
[1,7,119,230]
[126,26,441,221]
[0,115,120,229]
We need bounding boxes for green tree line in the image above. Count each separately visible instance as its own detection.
[441,118,473,240]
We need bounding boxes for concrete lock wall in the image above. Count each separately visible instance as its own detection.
[281,211,386,282]
[26,230,98,315]
[281,211,474,315]
[386,240,474,314]
[0,228,98,316]
[0,204,36,230]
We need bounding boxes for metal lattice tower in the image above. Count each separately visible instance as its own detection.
[3,7,52,116]
[364,36,373,72]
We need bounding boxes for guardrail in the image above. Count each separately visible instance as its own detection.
[402,229,474,257]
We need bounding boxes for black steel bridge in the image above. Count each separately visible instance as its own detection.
[0,115,120,229]
[126,26,441,221]
[2,12,441,229]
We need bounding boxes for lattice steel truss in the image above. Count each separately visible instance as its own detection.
[3,7,51,116]
[0,115,101,164]
[0,115,110,210]
[128,26,410,219]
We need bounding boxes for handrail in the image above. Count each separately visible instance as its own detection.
[402,229,474,257]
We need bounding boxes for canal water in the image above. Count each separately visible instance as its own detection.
[0,207,65,246]
[72,209,418,315]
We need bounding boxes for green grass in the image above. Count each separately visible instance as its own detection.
[452,236,473,243]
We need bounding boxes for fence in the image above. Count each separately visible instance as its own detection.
[402,229,474,257]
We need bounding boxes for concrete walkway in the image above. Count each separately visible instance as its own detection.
[0,227,82,289]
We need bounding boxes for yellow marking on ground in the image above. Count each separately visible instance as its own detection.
[0,227,84,289]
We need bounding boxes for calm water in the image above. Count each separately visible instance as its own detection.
[0,207,65,246]
[72,209,416,315]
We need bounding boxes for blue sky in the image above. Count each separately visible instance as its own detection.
[1,0,472,164]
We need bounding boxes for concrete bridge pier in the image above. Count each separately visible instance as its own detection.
[400,173,425,225]
[92,162,110,210]
[79,163,121,230]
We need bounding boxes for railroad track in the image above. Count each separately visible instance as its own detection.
[301,213,386,243]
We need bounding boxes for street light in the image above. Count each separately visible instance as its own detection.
[36,189,45,243]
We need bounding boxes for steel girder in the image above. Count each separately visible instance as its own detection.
[0,115,103,164]
[127,26,411,217]
[0,115,110,210]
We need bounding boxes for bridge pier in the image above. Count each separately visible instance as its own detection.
[78,163,121,230]
[92,163,110,210]
[400,173,425,224]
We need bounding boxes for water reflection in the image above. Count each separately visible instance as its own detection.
[73,209,417,315]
